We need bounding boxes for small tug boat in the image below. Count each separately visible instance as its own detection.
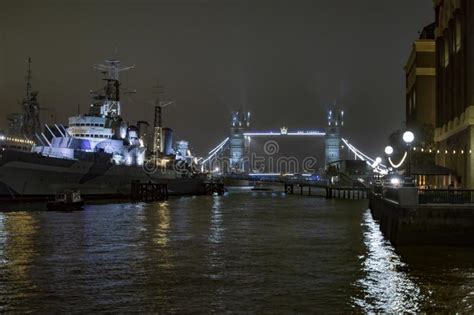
[46,190,84,211]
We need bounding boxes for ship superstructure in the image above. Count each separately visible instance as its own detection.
[33,59,146,165]
[0,58,204,199]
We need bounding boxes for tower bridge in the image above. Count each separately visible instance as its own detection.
[201,109,386,175]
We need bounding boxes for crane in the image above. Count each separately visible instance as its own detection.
[150,82,175,128]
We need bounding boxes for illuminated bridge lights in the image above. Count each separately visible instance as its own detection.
[208,137,229,155]
[341,138,388,175]
[249,173,283,176]
[243,130,326,137]
[202,137,230,164]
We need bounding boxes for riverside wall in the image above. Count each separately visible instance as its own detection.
[369,192,474,246]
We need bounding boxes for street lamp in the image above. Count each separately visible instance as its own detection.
[402,131,415,178]
[384,145,394,156]
[402,131,415,144]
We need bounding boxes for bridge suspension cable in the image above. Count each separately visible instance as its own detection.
[201,137,229,165]
[341,138,388,174]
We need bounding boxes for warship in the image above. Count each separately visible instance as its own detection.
[0,58,205,200]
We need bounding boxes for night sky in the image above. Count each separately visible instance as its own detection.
[0,0,433,164]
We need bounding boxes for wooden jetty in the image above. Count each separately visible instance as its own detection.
[131,180,168,202]
[284,182,369,200]
[205,181,225,195]
[325,187,369,200]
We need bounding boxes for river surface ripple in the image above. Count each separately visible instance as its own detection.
[0,191,473,312]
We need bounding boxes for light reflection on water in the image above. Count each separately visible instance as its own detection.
[0,212,39,309]
[0,212,6,265]
[0,195,473,312]
[352,209,423,312]
[154,201,170,247]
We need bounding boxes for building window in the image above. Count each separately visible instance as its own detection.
[455,19,462,52]
[413,90,416,112]
[443,37,450,67]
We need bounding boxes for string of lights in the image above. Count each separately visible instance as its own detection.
[388,152,408,169]
[0,135,35,145]
[411,147,472,155]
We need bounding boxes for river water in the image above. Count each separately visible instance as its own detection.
[0,190,473,313]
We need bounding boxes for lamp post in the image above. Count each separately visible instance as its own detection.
[402,131,415,178]
[384,145,394,176]
[384,145,394,156]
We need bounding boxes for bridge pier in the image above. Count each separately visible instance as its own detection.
[229,111,250,173]
[325,109,343,166]
[131,180,168,202]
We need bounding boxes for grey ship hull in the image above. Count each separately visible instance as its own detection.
[0,150,206,200]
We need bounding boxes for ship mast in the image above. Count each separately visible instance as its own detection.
[25,57,32,102]
[91,59,134,118]
[21,57,41,140]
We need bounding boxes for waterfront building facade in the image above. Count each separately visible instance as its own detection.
[433,0,474,188]
[404,23,436,131]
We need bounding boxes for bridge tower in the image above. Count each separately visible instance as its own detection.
[325,109,343,165]
[229,110,250,172]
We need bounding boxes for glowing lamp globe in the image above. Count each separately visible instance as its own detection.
[375,157,382,164]
[403,131,415,144]
[384,146,394,155]
[390,177,401,186]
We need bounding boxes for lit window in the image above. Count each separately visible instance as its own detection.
[455,19,462,52]
[444,37,449,67]
[413,90,416,111]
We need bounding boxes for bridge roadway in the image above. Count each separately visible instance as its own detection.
[220,173,371,199]
[226,173,327,186]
